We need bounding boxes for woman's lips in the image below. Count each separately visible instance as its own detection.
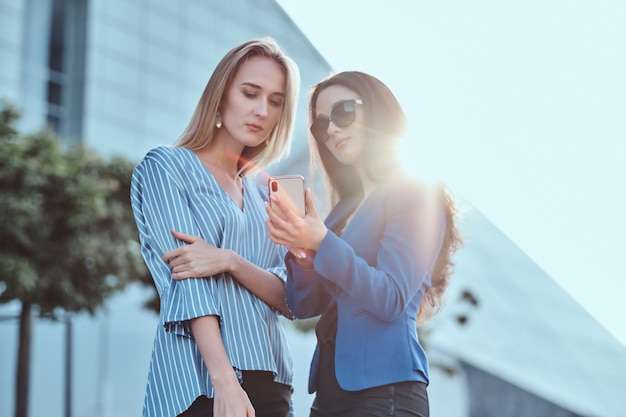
[246,123,263,132]
[334,137,349,149]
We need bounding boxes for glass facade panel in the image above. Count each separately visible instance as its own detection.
[147,6,183,47]
[102,21,144,60]
[152,1,183,17]
[18,0,53,131]
[0,44,21,103]
[96,82,140,125]
[144,71,182,113]
[85,114,142,158]
[96,53,142,96]
[140,96,186,137]
[103,0,144,30]
[183,2,217,32]
[0,1,22,47]
[145,41,183,79]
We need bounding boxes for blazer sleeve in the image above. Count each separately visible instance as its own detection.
[312,182,445,322]
[130,151,221,337]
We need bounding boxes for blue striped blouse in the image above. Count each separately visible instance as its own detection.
[130,146,293,417]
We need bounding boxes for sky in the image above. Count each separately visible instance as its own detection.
[277,0,626,346]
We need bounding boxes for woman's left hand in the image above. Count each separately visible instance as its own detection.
[163,230,231,280]
[266,189,327,252]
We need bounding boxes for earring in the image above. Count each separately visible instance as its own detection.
[215,112,222,129]
[265,138,270,146]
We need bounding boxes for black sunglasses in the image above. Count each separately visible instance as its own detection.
[310,99,363,143]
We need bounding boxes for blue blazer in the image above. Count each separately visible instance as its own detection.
[286,177,445,393]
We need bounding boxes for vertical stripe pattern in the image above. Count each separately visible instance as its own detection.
[130,146,292,417]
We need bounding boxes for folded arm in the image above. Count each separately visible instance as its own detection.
[166,230,291,317]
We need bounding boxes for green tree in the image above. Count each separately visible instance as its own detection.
[0,104,148,417]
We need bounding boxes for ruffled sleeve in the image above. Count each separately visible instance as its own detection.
[130,147,221,337]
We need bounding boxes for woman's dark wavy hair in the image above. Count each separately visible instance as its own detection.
[308,71,407,205]
[308,71,462,324]
[417,184,463,324]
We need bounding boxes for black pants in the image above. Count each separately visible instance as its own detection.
[310,343,429,417]
[178,371,291,417]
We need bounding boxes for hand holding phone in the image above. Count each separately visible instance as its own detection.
[268,175,306,217]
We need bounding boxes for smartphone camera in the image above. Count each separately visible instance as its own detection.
[268,175,306,217]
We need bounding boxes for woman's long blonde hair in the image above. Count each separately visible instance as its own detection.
[175,37,300,175]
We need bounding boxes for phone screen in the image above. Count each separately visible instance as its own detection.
[268,175,306,217]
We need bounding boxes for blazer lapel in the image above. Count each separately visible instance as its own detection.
[325,196,363,236]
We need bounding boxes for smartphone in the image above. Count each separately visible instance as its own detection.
[268,175,306,217]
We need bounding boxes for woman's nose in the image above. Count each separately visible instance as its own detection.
[255,100,269,117]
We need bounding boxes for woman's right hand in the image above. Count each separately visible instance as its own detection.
[164,230,234,280]
[266,189,328,252]
[212,377,255,417]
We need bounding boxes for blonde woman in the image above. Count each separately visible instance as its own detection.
[131,38,300,417]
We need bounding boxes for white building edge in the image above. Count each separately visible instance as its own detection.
[427,206,626,417]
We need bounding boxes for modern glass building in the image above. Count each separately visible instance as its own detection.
[0,0,331,170]
[0,1,331,416]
